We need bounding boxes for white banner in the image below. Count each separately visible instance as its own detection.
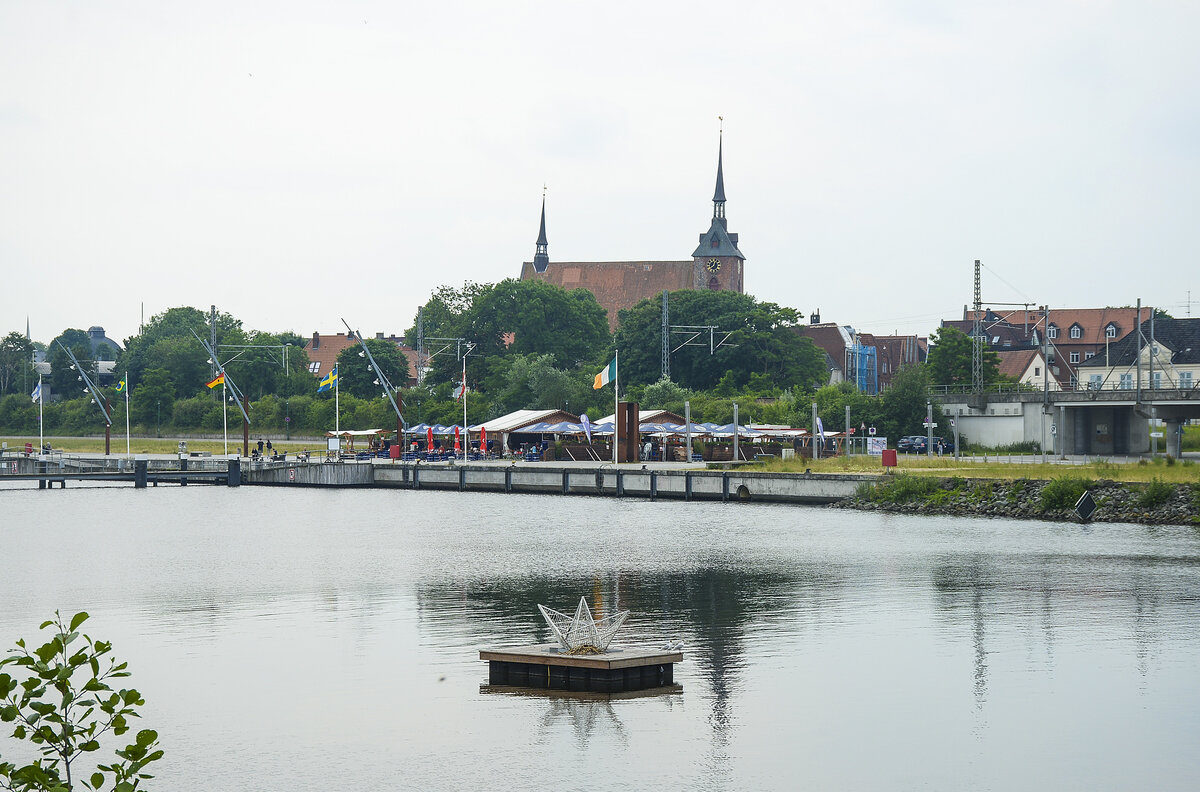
[867,437,887,456]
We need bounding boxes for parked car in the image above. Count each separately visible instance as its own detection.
[897,435,924,453]
[910,436,954,454]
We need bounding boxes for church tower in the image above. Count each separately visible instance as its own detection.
[532,193,550,273]
[692,127,745,292]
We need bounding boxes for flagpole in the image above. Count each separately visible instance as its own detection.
[613,349,619,465]
[124,371,130,455]
[462,355,467,458]
[38,375,43,454]
[335,367,340,438]
[222,380,228,455]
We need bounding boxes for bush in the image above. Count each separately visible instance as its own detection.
[1039,476,1094,511]
[1137,478,1174,508]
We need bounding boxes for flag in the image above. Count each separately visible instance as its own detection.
[115,377,127,393]
[31,382,41,403]
[454,425,461,453]
[206,372,225,389]
[816,416,825,439]
[317,365,338,393]
[480,425,488,453]
[454,382,466,400]
[581,414,592,443]
[593,357,616,390]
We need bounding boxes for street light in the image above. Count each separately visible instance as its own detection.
[285,399,290,440]
[156,400,161,438]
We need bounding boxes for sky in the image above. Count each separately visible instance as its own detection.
[2,0,1198,348]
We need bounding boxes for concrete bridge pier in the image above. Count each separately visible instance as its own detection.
[1164,418,1186,459]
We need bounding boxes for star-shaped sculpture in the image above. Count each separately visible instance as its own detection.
[538,597,629,654]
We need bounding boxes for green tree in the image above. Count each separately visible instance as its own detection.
[614,291,826,391]
[48,330,96,397]
[130,369,175,433]
[927,326,999,387]
[0,611,163,792]
[0,333,35,396]
[116,308,241,399]
[334,338,410,399]
[467,279,610,366]
[878,362,945,438]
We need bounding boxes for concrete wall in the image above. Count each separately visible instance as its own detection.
[245,462,374,487]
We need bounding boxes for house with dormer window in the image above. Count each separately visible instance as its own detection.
[1077,316,1200,391]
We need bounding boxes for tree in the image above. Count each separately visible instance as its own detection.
[0,611,163,792]
[130,369,175,432]
[0,333,35,396]
[467,279,610,366]
[879,362,945,438]
[614,291,826,391]
[48,330,96,397]
[334,338,410,399]
[927,326,999,387]
[116,307,241,398]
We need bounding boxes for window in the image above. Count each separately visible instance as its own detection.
[1085,351,1095,360]
[308,361,321,374]
[1070,352,1080,364]
[1105,324,1117,338]
[711,238,720,248]
[1089,375,1102,390]
[1070,375,1078,389]
[1152,371,1162,389]
[1048,325,1058,339]
[1034,367,1041,377]
[1070,325,1082,339]
[1181,372,1193,388]
[1119,373,1132,389]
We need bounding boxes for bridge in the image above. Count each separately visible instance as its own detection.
[934,385,1200,457]
[0,455,241,488]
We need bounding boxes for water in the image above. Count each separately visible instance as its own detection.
[2,484,1199,790]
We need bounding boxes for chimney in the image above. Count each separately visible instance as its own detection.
[312,332,320,350]
[810,310,821,325]
[376,332,384,339]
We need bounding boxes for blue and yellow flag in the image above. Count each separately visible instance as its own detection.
[115,377,127,393]
[317,365,338,393]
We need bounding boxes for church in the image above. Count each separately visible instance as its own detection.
[519,133,746,331]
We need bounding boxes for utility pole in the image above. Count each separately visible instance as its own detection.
[209,305,218,383]
[845,404,851,456]
[972,260,983,394]
[926,400,934,458]
[1042,304,1049,463]
[661,290,670,381]
[733,402,739,462]
[812,402,820,460]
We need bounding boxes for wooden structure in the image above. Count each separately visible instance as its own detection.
[480,644,682,694]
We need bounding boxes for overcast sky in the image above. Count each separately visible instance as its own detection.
[3,0,1198,349]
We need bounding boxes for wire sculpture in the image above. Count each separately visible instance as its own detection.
[538,597,629,654]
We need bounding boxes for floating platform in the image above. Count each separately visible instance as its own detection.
[480,644,683,694]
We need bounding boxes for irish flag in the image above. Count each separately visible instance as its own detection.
[593,357,616,390]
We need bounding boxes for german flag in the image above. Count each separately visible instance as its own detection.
[206,372,225,389]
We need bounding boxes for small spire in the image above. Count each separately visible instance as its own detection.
[713,119,726,222]
[533,187,550,273]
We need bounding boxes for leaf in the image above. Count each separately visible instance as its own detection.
[136,729,158,747]
[81,740,101,751]
[40,620,54,630]
[70,612,89,631]
[91,771,106,789]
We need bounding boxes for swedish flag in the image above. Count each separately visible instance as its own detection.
[115,377,127,393]
[317,365,338,393]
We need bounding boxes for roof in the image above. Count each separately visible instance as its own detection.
[712,133,726,204]
[960,306,1152,346]
[596,409,686,425]
[1077,316,1200,367]
[304,332,418,385]
[996,349,1040,380]
[473,409,580,433]
[691,217,745,259]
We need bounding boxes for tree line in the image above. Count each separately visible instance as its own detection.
[0,279,1000,440]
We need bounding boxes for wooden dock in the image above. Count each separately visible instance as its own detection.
[480,644,683,694]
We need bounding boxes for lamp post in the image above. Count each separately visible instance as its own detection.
[156,400,161,438]
[285,399,290,440]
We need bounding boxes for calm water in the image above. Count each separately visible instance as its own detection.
[2,484,1199,790]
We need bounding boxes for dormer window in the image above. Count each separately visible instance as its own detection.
[1069,325,1082,339]
[1048,324,1058,339]
[710,238,719,248]
[1105,324,1117,338]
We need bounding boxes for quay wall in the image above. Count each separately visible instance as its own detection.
[243,461,871,504]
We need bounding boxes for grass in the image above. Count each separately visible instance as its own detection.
[748,453,1200,484]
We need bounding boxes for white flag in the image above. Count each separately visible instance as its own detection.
[30,382,41,403]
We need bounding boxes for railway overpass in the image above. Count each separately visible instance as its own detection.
[935,386,1199,457]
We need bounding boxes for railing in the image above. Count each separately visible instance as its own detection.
[931,381,1199,396]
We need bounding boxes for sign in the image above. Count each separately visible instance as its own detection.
[1075,490,1097,522]
[1051,424,1057,436]
[868,426,876,436]
[922,421,938,428]
[867,437,887,456]
[1150,431,1164,438]
[288,468,296,481]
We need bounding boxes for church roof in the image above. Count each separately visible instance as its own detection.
[536,197,548,246]
[713,134,726,204]
[692,217,745,259]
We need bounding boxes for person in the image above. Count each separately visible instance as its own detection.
[266,439,273,454]
[257,438,264,454]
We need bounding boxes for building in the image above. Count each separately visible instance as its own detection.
[995,348,1062,390]
[1075,316,1200,392]
[304,332,419,386]
[944,306,1152,389]
[519,133,745,330]
[795,323,926,392]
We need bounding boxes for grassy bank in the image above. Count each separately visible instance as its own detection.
[749,454,1200,484]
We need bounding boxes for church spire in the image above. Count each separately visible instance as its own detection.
[712,119,726,226]
[533,188,549,273]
